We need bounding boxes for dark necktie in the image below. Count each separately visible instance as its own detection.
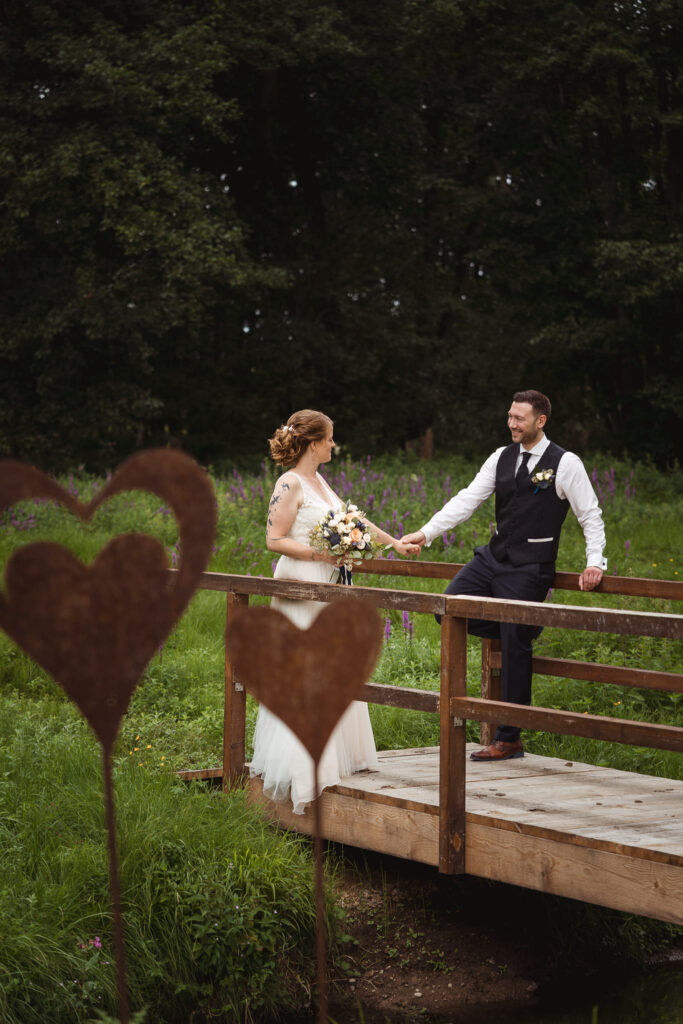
[516,451,532,487]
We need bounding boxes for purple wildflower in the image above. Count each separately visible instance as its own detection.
[384,617,391,643]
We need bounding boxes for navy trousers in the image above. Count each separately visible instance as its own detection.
[444,545,555,742]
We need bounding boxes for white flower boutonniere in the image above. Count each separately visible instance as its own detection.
[531,468,555,493]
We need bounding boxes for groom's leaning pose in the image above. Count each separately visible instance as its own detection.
[403,390,606,761]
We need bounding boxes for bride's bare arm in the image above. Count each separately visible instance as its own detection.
[319,477,420,559]
[266,474,336,563]
[363,517,421,557]
[320,475,418,557]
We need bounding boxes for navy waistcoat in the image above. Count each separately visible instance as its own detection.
[489,442,569,565]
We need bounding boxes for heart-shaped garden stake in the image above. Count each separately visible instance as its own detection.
[228,600,383,762]
[228,599,383,1024]
[0,449,217,1024]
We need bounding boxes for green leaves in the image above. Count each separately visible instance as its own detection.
[1,0,681,467]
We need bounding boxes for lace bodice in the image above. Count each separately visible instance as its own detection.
[285,472,341,545]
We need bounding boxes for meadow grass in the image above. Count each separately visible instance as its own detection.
[0,696,324,1022]
[0,453,681,1020]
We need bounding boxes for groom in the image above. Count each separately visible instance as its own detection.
[403,390,607,760]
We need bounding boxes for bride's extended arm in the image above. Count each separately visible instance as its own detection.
[266,474,337,563]
[362,517,421,557]
[318,476,420,559]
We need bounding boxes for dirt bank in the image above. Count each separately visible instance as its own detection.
[328,847,683,1024]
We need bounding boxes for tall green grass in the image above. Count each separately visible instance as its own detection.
[0,699,321,1022]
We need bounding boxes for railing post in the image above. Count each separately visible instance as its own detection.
[439,610,467,874]
[223,591,249,790]
[480,637,501,746]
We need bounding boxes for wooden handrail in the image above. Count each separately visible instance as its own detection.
[357,558,683,601]
[451,697,683,753]
[185,563,682,878]
[444,593,682,639]
[190,571,683,640]
[196,571,444,614]
[492,652,682,694]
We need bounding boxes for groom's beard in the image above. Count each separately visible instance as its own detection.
[510,426,542,447]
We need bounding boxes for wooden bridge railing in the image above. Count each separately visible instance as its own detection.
[184,562,683,877]
[360,559,683,746]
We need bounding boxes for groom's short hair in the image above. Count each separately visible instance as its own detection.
[513,390,551,421]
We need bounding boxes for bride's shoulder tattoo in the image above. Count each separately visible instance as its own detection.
[267,476,293,530]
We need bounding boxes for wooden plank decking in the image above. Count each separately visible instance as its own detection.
[247,745,683,926]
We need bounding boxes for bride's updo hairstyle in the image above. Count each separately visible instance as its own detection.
[269,409,333,468]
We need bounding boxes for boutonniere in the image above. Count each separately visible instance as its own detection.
[531,468,555,493]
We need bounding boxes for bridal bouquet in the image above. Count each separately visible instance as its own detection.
[310,502,382,568]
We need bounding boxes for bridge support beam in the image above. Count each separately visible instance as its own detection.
[439,614,467,873]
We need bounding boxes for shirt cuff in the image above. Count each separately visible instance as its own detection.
[420,525,435,547]
[587,555,608,571]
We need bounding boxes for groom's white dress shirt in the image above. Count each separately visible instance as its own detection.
[420,435,607,569]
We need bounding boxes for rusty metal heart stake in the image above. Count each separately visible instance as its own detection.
[228,599,383,1024]
[0,450,217,1024]
[228,601,383,762]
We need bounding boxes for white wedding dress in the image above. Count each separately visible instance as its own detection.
[250,471,379,813]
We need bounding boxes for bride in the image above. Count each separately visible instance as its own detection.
[250,409,419,813]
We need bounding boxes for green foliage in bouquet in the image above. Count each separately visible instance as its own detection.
[310,501,383,567]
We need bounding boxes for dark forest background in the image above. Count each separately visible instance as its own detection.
[1,0,681,470]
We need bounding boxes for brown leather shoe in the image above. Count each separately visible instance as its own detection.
[470,739,524,761]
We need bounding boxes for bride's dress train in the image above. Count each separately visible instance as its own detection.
[250,472,378,813]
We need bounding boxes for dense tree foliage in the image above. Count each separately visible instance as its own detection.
[1,0,681,468]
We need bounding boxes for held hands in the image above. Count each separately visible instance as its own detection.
[310,538,422,566]
[392,539,421,557]
[579,566,603,591]
[401,531,426,552]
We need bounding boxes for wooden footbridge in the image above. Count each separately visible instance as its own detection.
[178,561,683,926]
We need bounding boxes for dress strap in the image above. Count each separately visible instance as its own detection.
[287,470,335,506]
[287,470,310,494]
[316,472,341,507]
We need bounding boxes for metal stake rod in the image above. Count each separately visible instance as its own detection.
[102,748,130,1024]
